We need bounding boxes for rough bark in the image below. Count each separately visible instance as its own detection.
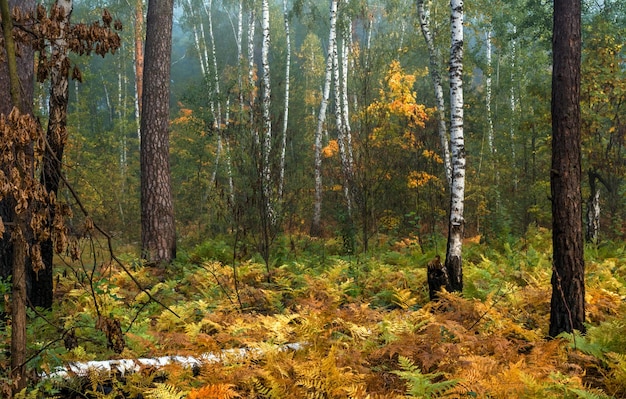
[444,0,465,293]
[0,0,35,285]
[549,0,585,337]
[2,1,29,391]
[37,0,73,310]
[140,0,176,264]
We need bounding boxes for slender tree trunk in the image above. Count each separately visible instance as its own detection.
[37,0,73,310]
[444,0,465,293]
[134,0,144,140]
[586,170,600,243]
[549,0,585,337]
[485,28,494,155]
[1,1,24,391]
[311,0,338,237]
[332,2,353,215]
[247,8,258,145]
[261,0,272,209]
[279,0,291,200]
[140,0,176,264]
[0,0,35,284]
[340,10,354,171]
[417,0,452,189]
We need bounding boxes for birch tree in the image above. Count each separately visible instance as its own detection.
[133,0,143,140]
[417,0,452,189]
[311,0,338,236]
[279,0,291,200]
[445,0,465,293]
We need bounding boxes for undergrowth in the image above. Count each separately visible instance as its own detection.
[1,227,626,398]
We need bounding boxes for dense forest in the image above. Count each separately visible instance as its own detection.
[1,0,626,397]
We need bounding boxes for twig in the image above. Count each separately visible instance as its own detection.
[57,167,179,319]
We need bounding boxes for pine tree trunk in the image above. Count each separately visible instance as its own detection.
[311,0,338,237]
[445,0,465,293]
[140,0,176,264]
[549,0,585,337]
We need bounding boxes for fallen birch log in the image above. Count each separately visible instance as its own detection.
[44,343,304,379]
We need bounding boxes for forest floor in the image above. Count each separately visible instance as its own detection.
[3,226,626,398]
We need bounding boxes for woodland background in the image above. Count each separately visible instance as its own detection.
[58,0,624,248]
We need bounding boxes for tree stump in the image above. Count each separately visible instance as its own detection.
[427,255,448,301]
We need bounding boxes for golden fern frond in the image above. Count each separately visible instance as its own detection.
[187,383,240,399]
[605,352,626,395]
[252,376,287,399]
[144,383,185,399]
[392,287,417,310]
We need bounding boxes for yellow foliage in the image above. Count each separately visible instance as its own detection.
[187,384,240,399]
[407,170,438,188]
[322,139,339,158]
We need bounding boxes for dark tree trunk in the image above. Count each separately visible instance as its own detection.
[140,0,176,263]
[0,0,35,295]
[427,255,448,301]
[549,0,586,337]
[34,0,73,310]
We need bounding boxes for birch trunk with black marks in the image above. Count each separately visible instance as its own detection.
[417,0,452,189]
[279,0,291,200]
[311,0,338,237]
[445,0,465,293]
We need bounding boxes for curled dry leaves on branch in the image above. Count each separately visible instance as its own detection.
[1,4,123,81]
[0,3,123,268]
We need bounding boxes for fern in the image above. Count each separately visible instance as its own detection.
[188,383,240,399]
[567,388,615,399]
[392,287,417,310]
[144,383,186,399]
[393,356,457,398]
[559,332,609,361]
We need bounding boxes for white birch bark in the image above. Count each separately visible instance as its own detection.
[248,8,259,145]
[133,0,143,141]
[509,27,518,190]
[417,0,452,189]
[333,3,353,215]
[341,5,354,178]
[261,0,273,219]
[279,0,291,200]
[486,28,494,154]
[445,0,465,292]
[311,0,338,236]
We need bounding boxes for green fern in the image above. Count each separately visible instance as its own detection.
[144,383,186,399]
[567,387,615,399]
[393,356,458,398]
[559,331,609,361]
